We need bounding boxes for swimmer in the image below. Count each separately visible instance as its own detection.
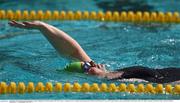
[8,20,180,83]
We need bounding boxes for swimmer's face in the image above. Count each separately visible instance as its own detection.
[87,64,106,76]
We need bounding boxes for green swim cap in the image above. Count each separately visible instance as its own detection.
[64,62,83,73]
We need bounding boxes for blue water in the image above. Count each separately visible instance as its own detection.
[0,0,180,100]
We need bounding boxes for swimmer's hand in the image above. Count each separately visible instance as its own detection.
[8,20,44,29]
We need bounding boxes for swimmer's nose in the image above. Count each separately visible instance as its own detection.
[101,64,105,68]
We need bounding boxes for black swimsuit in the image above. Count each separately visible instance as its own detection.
[115,66,180,83]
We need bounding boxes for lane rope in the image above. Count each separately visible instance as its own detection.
[0,82,179,94]
[0,10,180,23]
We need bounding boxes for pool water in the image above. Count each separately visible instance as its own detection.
[0,0,180,100]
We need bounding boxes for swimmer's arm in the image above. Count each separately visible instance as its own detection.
[8,20,91,61]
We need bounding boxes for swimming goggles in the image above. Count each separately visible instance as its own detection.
[82,61,96,73]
